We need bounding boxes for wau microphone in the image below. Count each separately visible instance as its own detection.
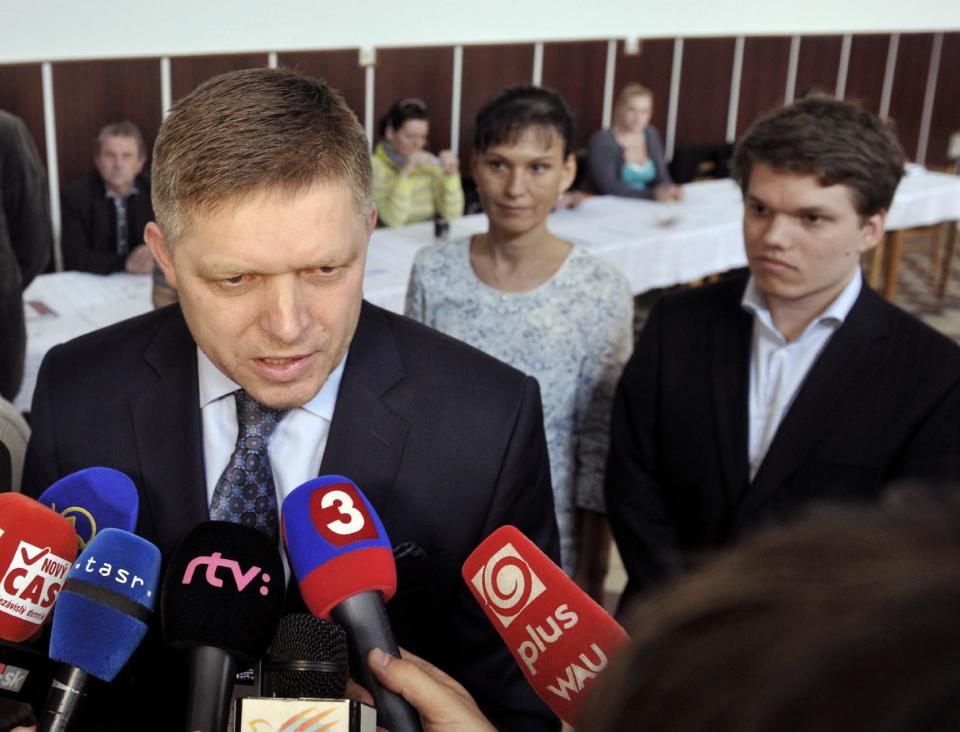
[38,467,139,550]
[0,492,77,643]
[462,525,629,726]
[43,527,161,731]
[281,474,422,732]
[161,521,285,732]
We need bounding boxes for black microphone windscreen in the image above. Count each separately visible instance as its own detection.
[266,614,348,699]
[161,521,285,664]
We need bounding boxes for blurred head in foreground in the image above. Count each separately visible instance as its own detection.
[583,484,960,730]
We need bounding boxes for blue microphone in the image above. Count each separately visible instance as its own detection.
[38,467,139,549]
[41,528,160,731]
[282,475,421,732]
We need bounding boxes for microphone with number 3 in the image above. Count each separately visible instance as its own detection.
[281,474,422,732]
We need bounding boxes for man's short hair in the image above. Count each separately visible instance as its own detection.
[151,68,372,244]
[95,121,146,159]
[731,97,905,217]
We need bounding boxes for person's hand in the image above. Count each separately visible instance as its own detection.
[437,150,460,176]
[402,151,440,176]
[125,243,155,273]
[654,184,683,202]
[367,647,495,732]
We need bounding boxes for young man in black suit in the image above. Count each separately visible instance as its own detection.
[606,97,960,611]
[60,121,155,274]
[23,69,559,731]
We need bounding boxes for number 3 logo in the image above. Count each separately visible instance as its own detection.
[320,489,366,535]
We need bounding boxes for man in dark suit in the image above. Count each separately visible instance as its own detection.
[0,109,50,401]
[60,121,155,274]
[23,69,559,731]
[606,96,960,610]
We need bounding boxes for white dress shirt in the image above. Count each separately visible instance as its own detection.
[197,347,346,509]
[742,272,862,480]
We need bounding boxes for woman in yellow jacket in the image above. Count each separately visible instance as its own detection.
[373,98,465,228]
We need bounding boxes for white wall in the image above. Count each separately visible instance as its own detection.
[1,0,959,64]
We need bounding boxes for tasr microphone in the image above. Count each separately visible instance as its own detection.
[42,527,161,731]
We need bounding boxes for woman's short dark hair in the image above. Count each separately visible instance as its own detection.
[379,98,429,138]
[473,85,575,158]
[732,97,904,217]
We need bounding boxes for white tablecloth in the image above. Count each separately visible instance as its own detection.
[15,172,960,412]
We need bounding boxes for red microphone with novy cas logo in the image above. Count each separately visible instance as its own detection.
[0,493,77,728]
[0,493,77,642]
[461,525,629,726]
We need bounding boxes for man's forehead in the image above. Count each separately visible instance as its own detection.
[747,164,857,207]
[99,135,141,154]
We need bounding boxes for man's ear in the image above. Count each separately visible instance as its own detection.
[858,210,887,254]
[367,205,378,235]
[144,222,177,290]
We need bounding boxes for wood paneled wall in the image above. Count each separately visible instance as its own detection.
[1,31,957,217]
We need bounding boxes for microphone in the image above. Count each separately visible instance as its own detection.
[161,521,285,732]
[263,613,348,698]
[461,525,629,727]
[43,527,161,731]
[0,493,77,642]
[37,467,139,549]
[281,474,422,732]
[235,615,375,729]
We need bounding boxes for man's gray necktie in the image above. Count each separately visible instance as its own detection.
[209,390,288,541]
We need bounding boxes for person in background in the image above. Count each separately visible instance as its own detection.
[60,121,155,274]
[406,85,633,601]
[373,98,464,227]
[0,109,51,401]
[587,84,682,201]
[605,96,960,613]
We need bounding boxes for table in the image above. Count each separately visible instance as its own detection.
[869,168,960,300]
[15,172,960,412]
[365,178,748,314]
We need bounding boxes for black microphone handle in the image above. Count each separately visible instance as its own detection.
[331,591,423,732]
[185,645,236,732]
[39,665,90,732]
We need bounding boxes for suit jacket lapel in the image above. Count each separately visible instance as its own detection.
[320,302,410,516]
[734,283,891,527]
[711,284,753,510]
[130,308,208,558]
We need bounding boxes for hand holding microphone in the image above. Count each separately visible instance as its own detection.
[366,648,494,732]
[281,475,422,732]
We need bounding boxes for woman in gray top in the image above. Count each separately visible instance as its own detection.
[587,84,682,201]
[405,86,633,601]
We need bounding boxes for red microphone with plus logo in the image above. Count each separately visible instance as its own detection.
[462,525,629,726]
[161,521,285,732]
